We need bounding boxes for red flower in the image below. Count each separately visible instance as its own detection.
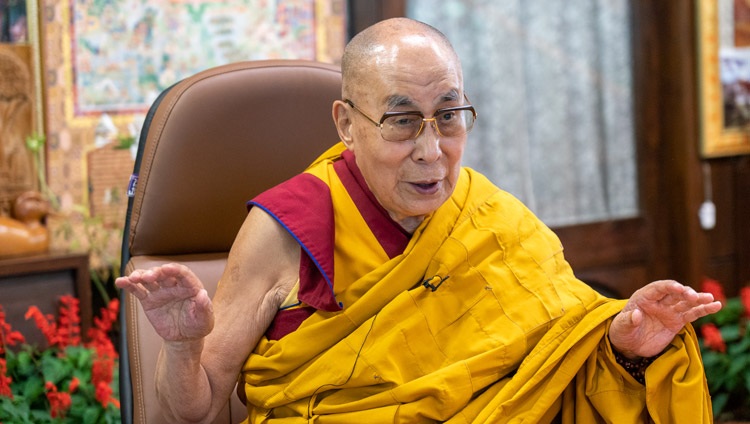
[740,286,750,318]
[701,277,726,303]
[24,306,62,347]
[68,376,80,393]
[23,296,82,349]
[86,298,120,409]
[0,358,12,399]
[701,323,726,353]
[0,306,25,354]
[1,306,23,401]
[45,381,72,419]
[57,295,81,347]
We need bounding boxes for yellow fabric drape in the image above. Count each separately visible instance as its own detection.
[240,143,712,423]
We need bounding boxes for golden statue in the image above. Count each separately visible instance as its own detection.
[0,191,49,257]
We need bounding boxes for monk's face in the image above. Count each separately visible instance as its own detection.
[340,32,467,230]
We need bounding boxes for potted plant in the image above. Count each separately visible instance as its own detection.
[0,295,120,423]
[697,277,750,422]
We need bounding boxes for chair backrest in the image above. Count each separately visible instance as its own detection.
[119,60,342,424]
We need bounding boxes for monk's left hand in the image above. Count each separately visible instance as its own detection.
[609,280,723,358]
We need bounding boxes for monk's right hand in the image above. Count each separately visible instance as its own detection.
[115,263,214,342]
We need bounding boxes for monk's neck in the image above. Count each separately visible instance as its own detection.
[392,214,424,234]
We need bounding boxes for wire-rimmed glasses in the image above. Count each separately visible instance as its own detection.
[344,98,477,142]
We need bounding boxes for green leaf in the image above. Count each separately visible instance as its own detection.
[14,350,36,377]
[712,392,730,416]
[29,408,53,423]
[82,406,102,424]
[42,354,73,385]
[728,332,750,356]
[719,323,743,343]
[728,357,748,379]
[20,374,45,400]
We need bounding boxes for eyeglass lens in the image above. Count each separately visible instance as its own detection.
[381,109,475,142]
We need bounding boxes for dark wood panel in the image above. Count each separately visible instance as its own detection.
[631,0,666,283]
[554,218,649,270]
[347,0,406,36]
[554,218,650,298]
[576,265,648,299]
[0,251,91,348]
[733,156,750,293]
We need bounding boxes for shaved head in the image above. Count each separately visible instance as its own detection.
[341,18,461,99]
[331,17,468,231]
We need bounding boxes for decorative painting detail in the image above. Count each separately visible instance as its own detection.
[697,0,750,157]
[70,0,333,116]
[39,0,346,260]
[0,0,28,42]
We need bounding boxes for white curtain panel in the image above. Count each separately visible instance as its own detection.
[407,0,637,227]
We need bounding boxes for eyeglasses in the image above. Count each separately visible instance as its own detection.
[344,98,477,142]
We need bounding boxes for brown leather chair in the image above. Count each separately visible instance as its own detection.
[119,60,342,424]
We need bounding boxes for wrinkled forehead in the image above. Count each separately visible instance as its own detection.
[357,40,463,106]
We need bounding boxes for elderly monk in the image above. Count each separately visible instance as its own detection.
[116,18,722,423]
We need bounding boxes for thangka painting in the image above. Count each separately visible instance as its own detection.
[70,0,346,116]
[697,0,750,156]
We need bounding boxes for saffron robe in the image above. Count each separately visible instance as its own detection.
[240,143,713,423]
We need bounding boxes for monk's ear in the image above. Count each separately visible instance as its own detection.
[332,100,354,149]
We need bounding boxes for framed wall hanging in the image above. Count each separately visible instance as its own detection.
[697,0,750,157]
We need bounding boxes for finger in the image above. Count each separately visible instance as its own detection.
[161,263,201,289]
[670,291,716,310]
[696,291,718,304]
[683,301,723,322]
[118,280,150,300]
[137,269,166,291]
[141,266,184,290]
[656,285,701,308]
[616,307,641,327]
[630,308,643,327]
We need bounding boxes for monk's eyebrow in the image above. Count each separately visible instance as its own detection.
[440,90,460,103]
[384,90,460,110]
[385,95,414,109]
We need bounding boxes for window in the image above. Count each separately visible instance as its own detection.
[408,0,637,227]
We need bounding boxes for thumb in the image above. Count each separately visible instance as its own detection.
[628,308,643,327]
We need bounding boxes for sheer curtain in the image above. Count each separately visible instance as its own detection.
[407,0,637,227]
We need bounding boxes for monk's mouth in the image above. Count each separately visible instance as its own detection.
[412,181,440,193]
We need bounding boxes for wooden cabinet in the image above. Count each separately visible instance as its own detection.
[0,251,91,348]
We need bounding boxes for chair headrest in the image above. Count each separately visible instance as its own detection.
[128,60,342,256]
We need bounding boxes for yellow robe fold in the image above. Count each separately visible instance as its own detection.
[240,143,712,423]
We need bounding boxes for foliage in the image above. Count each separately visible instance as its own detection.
[0,296,120,423]
[696,277,750,421]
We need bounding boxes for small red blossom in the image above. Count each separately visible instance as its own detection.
[740,286,750,318]
[86,298,120,409]
[45,381,72,419]
[23,296,82,350]
[24,306,62,347]
[0,306,25,354]
[701,277,727,303]
[0,358,12,399]
[701,323,726,353]
[57,295,81,347]
[68,376,80,393]
[95,379,114,407]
